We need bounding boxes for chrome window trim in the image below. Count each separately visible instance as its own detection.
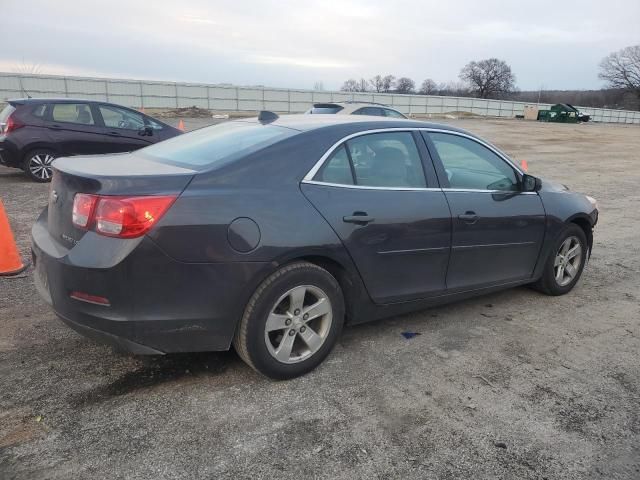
[302,127,525,186]
[301,179,441,192]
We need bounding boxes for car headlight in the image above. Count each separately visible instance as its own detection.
[586,195,598,210]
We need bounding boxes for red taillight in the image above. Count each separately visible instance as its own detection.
[72,194,176,238]
[72,193,98,228]
[5,115,24,134]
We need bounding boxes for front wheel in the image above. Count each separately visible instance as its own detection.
[233,262,345,379]
[24,149,57,182]
[533,224,588,295]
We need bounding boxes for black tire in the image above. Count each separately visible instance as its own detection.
[233,261,345,380]
[23,149,57,183]
[533,224,588,296]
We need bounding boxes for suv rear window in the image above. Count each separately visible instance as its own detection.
[141,121,297,169]
[307,105,344,114]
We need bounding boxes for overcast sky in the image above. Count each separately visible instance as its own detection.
[1,0,638,91]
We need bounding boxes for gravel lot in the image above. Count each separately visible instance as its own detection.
[1,118,639,479]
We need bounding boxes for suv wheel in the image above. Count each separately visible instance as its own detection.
[24,149,56,182]
[233,262,345,379]
[533,224,588,296]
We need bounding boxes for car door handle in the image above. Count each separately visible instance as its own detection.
[48,124,62,130]
[458,212,479,224]
[107,131,121,137]
[343,213,374,225]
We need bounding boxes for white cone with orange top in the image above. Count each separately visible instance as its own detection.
[0,199,26,276]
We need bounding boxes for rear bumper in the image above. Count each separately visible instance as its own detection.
[32,209,269,354]
[0,137,20,168]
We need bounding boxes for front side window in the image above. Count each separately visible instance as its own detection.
[313,131,426,188]
[99,105,145,130]
[429,133,519,191]
[52,103,95,125]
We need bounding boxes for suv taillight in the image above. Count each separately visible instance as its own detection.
[5,115,24,134]
[72,194,176,238]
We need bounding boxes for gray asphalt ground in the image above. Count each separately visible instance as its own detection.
[1,117,639,479]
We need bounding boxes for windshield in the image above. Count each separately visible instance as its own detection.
[141,121,297,169]
[306,106,344,114]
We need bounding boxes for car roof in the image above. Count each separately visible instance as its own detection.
[8,98,131,106]
[239,113,470,135]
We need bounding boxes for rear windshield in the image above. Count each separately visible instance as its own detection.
[306,106,344,114]
[141,121,297,169]
[0,104,15,124]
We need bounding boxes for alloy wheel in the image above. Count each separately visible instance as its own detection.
[29,153,55,180]
[554,236,583,287]
[264,285,333,364]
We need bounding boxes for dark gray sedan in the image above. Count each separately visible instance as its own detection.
[32,114,598,379]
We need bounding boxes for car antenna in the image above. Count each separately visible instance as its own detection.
[18,77,32,99]
[258,110,279,124]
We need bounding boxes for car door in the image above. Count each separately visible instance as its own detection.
[95,104,154,152]
[46,102,112,155]
[301,130,451,304]
[424,131,546,291]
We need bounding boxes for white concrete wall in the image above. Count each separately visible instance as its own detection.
[1,72,639,124]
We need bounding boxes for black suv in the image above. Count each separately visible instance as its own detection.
[0,98,181,182]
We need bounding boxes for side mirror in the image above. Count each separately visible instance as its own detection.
[522,174,541,192]
[138,126,153,137]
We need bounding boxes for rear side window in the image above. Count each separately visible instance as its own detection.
[52,103,95,125]
[383,108,405,118]
[352,107,384,116]
[32,104,47,118]
[314,132,426,188]
[141,121,297,169]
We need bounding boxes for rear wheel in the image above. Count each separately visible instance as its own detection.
[233,262,344,379]
[24,149,56,182]
[534,224,587,295]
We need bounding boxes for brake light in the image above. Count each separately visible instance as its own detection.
[72,194,176,238]
[72,193,98,228]
[5,114,24,134]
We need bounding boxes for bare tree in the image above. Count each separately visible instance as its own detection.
[341,79,359,92]
[313,81,325,91]
[599,45,640,101]
[12,59,42,75]
[395,77,415,94]
[419,78,437,95]
[369,75,384,92]
[459,58,516,99]
[381,75,395,93]
[357,78,369,92]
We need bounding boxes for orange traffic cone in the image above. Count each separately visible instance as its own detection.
[0,199,26,276]
[177,119,185,132]
[521,159,529,172]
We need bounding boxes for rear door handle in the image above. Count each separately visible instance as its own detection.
[343,213,375,225]
[107,131,121,137]
[458,212,479,224]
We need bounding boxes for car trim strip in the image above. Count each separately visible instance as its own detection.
[302,127,526,185]
[378,246,450,255]
[301,180,538,195]
[452,241,537,250]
